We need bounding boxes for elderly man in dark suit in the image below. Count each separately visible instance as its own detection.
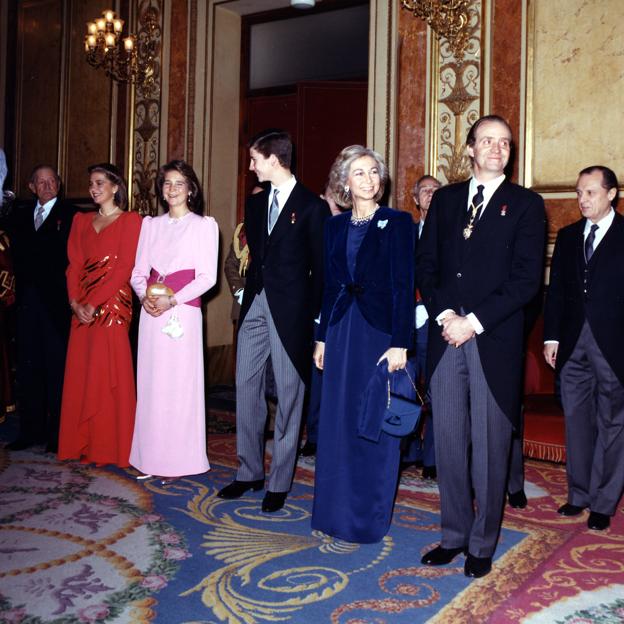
[4,164,76,452]
[417,115,546,578]
[218,129,330,512]
[402,175,441,479]
[544,165,624,532]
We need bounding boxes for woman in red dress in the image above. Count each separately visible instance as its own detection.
[58,164,141,466]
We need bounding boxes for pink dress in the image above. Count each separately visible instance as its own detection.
[129,212,219,476]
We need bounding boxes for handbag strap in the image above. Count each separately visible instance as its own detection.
[387,368,424,408]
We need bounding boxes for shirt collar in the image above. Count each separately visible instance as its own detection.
[35,196,58,219]
[584,208,615,234]
[468,174,506,210]
[271,175,297,198]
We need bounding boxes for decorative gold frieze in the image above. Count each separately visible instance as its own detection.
[131,0,163,216]
[428,0,483,184]
[401,0,473,61]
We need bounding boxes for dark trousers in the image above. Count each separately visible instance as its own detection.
[15,288,68,446]
[560,321,624,516]
[304,364,321,444]
[507,414,525,494]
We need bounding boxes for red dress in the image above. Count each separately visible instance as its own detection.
[58,211,142,466]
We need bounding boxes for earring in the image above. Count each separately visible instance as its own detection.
[187,192,191,205]
[344,185,350,195]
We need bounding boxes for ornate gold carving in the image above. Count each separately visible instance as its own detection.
[132,0,163,216]
[401,0,473,61]
[429,1,482,184]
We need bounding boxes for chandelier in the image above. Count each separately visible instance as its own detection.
[84,8,159,96]
[401,0,472,60]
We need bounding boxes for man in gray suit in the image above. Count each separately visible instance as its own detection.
[544,165,624,531]
[417,115,545,577]
[218,130,329,512]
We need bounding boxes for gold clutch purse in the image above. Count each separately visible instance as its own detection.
[146,283,174,297]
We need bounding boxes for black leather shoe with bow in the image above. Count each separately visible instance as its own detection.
[217,479,264,499]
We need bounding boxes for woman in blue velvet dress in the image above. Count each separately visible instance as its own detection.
[311,146,415,543]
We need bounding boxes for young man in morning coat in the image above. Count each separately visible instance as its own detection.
[218,129,330,512]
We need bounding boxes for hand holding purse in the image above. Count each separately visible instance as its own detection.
[381,368,423,437]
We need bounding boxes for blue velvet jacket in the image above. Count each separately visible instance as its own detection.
[317,206,415,348]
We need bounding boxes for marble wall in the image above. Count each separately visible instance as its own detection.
[526,0,624,190]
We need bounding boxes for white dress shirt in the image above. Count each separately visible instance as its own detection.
[267,175,297,234]
[34,197,58,227]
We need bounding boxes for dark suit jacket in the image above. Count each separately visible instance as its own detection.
[417,179,546,427]
[240,182,330,380]
[4,199,76,336]
[318,206,415,348]
[544,212,624,386]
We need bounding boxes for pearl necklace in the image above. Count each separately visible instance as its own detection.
[98,207,120,217]
[350,206,379,226]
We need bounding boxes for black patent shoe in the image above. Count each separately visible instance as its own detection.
[421,545,466,566]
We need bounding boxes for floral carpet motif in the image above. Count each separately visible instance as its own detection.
[0,448,189,623]
[1,430,623,623]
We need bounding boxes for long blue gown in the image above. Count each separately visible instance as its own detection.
[312,220,402,543]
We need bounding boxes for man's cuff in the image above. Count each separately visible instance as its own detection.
[435,309,455,325]
[544,340,559,345]
[466,312,484,335]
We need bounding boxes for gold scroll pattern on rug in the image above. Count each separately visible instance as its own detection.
[146,479,394,623]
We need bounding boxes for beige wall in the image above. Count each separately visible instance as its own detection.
[525,0,624,191]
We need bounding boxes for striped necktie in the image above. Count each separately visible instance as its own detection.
[34,205,45,230]
[268,189,279,233]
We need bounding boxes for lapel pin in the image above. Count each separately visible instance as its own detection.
[291,212,296,224]
[500,205,507,216]
[57,219,62,231]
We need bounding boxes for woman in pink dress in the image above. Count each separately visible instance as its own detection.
[130,160,219,483]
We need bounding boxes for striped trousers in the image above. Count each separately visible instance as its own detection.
[235,290,305,492]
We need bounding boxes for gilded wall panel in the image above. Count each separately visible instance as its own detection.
[525,0,624,191]
[430,0,483,184]
[131,0,163,215]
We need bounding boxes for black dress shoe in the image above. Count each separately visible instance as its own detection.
[262,491,287,512]
[6,438,36,451]
[464,553,492,578]
[508,489,528,509]
[299,441,317,457]
[587,511,610,531]
[217,479,264,499]
[557,503,585,516]
[422,465,437,480]
[421,545,466,566]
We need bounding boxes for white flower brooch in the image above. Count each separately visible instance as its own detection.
[377,219,388,230]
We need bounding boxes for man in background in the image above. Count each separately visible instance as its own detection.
[544,165,624,531]
[402,174,441,479]
[4,165,76,453]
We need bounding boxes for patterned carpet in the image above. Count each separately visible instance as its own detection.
[1,427,623,624]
